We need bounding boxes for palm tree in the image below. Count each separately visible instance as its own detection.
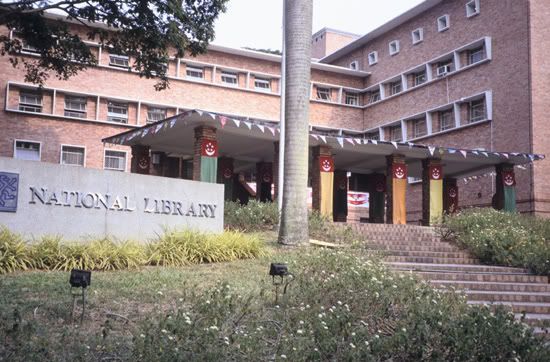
[278,0,313,245]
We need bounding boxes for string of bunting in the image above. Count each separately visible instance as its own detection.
[463,165,528,185]
[104,109,545,163]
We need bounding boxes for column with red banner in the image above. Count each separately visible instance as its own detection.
[312,146,334,217]
[386,154,407,224]
[130,145,151,174]
[256,162,273,202]
[369,173,386,224]
[495,163,516,212]
[333,170,348,222]
[443,178,459,214]
[193,126,218,183]
[422,158,443,226]
[218,157,234,200]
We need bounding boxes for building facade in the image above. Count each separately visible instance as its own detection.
[1,0,548,222]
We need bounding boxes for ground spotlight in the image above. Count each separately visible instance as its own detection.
[69,269,91,324]
[269,263,294,304]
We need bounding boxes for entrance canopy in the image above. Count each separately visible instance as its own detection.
[103,109,544,178]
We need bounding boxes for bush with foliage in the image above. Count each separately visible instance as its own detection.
[442,208,550,276]
[132,250,548,361]
[308,210,361,245]
[224,200,279,232]
[0,226,33,273]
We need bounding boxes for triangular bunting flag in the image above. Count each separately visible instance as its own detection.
[207,112,216,120]
[220,116,228,128]
[529,154,535,161]
[170,119,177,128]
[482,152,489,157]
[337,137,344,148]
[371,140,378,145]
[142,128,149,137]
[391,141,398,149]
[195,110,203,116]
[233,119,241,127]
[428,146,436,156]
[257,125,265,133]
[244,121,252,129]
[154,124,163,133]
[345,138,355,146]
[502,153,509,159]
[493,152,500,157]
[311,134,319,140]
[354,138,362,144]
[472,150,479,155]
[407,142,414,148]
[267,127,276,136]
[460,150,468,158]
[448,148,457,154]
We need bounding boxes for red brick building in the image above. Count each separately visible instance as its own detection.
[1,0,548,222]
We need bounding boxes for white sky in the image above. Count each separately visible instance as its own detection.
[213,0,425,50]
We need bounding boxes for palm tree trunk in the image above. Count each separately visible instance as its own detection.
[278,0,312,245]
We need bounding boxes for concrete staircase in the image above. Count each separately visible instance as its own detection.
[348,223,550,335]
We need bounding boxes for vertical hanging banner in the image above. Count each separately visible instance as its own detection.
[446,184,459,214]
[502,170,517,212]
[319,156,334,217]
[369,174,386,224]
[200,140,218,183]
[392,163,407,224]
[429,165,443,224]
[218,158,234,201]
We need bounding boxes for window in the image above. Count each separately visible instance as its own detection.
[389,40,400,56]
[389,126,402,142]
[21,41,39,54]
[412,28,424,44]
[437,15,450,32]
[414,71,427,86]
[469,99,486,123]
[254,77,271,91]
[316,87,331,101]
[147,107,166,124]
[368,90,381,104]
[186,66,203,79]
[104,150,127,171]
[221,71,238,85]
[439,110,454,131]
[61,145,85,166]
[64,96,86,118]
[413,119,427,138]
[466,0,480,17]
[19,91,42,113]
[468,47,485,65]
[349,61,359,70]
[14,140,40,161]
[107,102,128,123]
[368,51,378,65]
[109,54,129,68]
[345,92,359,106]
[389,80,402,96]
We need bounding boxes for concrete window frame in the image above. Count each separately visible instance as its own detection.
[368,51,378,66]
[14,139,42,161]
[349,60,359,70]
[60,144,86,167]
[437,15,450,32]
[412,28,424,45]
[389,40,400,56]
[18,91,42,113]
[466,0,480,18]
[146,107,167,124]
[64,95,87,119]
[104,149,128,172]
[221,71,238,86]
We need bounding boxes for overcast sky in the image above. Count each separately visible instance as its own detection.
[212,0,425,50]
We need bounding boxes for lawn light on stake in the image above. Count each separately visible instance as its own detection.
[69,269,91,324]
[269,263,294,304]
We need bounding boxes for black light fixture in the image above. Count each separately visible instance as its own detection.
[69,269,91,324]
[269,263,294,304]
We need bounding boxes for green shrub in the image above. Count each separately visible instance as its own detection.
[308,210,362,244]
[224,200,279,231]
[0,226,33,273]
[443,208,550,275]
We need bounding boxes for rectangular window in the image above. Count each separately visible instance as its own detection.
[368,90,381,104]
[104,150,126,171]
[349,61,358,70]
[368,51,378,66]
[146,107,166,124]
[466,0,480,17]
[438,15,450,32]
[469,99,486,123]
[221,71,238,85]
[14,140,40,161]
[254,77,271,91]
[21,41,39,54]
[186,66,203,79]
[468,47,485,65]
[413,119,427,138]
[389,40,400,56]
[64,96,87,118]
[412,28,424,44]
[107,102,128,123]
[414,71,427,86]
[389,81,402,96]
[316,87,331,101]
[109,54,129,68]
[19,91,42,113]
[345,92,359,106]
[389,126,402,142]
[61,145,85,166]
[439,110,454,131]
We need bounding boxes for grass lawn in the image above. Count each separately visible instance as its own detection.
[1,231,548,361]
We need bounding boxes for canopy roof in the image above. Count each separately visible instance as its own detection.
[103,109,544,178]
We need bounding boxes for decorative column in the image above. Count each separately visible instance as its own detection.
[422,158,443,226]
[256,162,273,202]
[130,145,150,174]
[369,173,386,224]
[312,145,334,217]
[218,157,234,201]
[333,170,348,222]
[495,163,516,212]
[193,126,218,183]
[443,178,459,214]
[386,154,407,225]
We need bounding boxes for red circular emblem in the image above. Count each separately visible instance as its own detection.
[375,182,385,193]
[204,141,216,157]
[394,166,406,179]
[321,159,332,172]
[503,174,515,187]
[338,179,347,190]
[223,168,232,179]
[448,187,457,198]
[262,172,272,183]
[431,167,441,180]
[138,156,149,170]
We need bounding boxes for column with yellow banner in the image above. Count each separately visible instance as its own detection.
[312,146,334,218]
[386,154,407,225]
[422,158,444,226]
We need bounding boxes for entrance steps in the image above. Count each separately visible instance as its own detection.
[358,223,550,336]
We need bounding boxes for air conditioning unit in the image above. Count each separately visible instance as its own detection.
[437,64,451,76]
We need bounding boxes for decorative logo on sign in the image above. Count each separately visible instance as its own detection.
[319,156,334,173]
[262,172,272,184]
[201,140,218,157]
[430,166,442,180]
[393,164,407,179]
[502,171,515,187]
[375,181,385,193]
[138,156,149,170]
[448,187,457,198]
[223,167,233,179]
[338,178,347,190]
[0,172,19,213]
